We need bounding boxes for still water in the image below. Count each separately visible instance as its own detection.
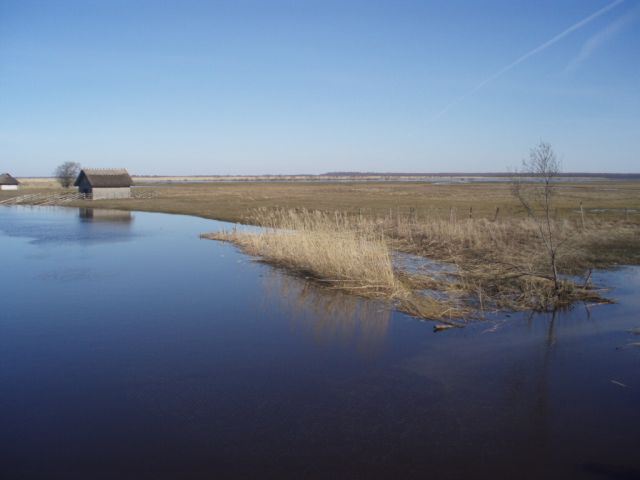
[1,206,638,479]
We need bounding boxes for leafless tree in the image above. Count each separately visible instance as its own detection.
[512,142,562,292]
[54,162,81,188]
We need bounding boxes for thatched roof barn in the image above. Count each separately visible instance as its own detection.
[74,169,133,200]
[0,173,20,190]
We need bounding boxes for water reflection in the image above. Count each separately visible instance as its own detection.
[79,208,133,223]
[2,207,639,479]
[0,206,135,245]
[262,272,391,356]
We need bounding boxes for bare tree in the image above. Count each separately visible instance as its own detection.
[54,162,81,188]
[512,142,562,292]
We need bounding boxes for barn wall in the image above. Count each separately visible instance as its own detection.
[1,185,19,191]
[92,187,131,200]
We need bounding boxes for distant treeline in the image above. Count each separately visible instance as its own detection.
[324,172,640,179]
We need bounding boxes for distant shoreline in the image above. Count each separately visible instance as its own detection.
[14,172,640,184]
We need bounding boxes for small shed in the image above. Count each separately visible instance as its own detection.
[74,169,133,200]
[0,173,20,191]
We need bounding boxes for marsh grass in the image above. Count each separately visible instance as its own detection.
[204,207,628,322]
[387,212,632,311]
[204,209,467,322]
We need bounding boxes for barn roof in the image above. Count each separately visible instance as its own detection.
[0,173,20,185]
[74,169,133,188]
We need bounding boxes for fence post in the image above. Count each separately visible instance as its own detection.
[579,202,585,231]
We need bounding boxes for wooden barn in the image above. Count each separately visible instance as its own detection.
[0,173,20,191]
[74,169,133,200]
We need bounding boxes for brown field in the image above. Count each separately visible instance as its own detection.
[99,180,640,224]
[4,179,637,224]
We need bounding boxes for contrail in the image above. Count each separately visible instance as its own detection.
[432,0,625,120]
[565,4,638,73]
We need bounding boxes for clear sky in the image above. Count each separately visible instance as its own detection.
[1,0,639,176]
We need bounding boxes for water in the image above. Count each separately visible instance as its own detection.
[1,206,638,479]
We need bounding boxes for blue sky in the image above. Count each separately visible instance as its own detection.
[1,0,639,176]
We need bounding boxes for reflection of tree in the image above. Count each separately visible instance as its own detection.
[261,271,391,356]
[531,310,556,457]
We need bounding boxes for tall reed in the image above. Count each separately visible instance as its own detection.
[208,208,401,297]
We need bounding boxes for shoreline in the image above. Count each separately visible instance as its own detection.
[1,201,628,325]
[3,181,638,324]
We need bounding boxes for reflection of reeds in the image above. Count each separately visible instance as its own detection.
[262,272,391,356]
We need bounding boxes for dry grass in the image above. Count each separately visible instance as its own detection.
[125,180,640,225]
[4,180,639,225]
[203,209,467,322]
[210,209,399,295]
[204,207,630,321]
[388,213,639,269]
[386,212,632,311]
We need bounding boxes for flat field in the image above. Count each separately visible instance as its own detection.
[85,180,640,226]
[2,179,640,224]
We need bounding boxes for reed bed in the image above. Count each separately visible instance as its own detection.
[204,207,635,322]
[386,212,639,273]
[214,209,398,295]
[386,212,633,311]
[204,209,466,322]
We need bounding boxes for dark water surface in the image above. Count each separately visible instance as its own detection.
[1,206,639,479]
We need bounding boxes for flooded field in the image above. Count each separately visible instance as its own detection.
[1,206,638,479]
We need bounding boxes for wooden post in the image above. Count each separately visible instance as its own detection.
[408,207,415,241]
[493,207,500,222]
[468,206,473,219]
[579,202,585,230]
